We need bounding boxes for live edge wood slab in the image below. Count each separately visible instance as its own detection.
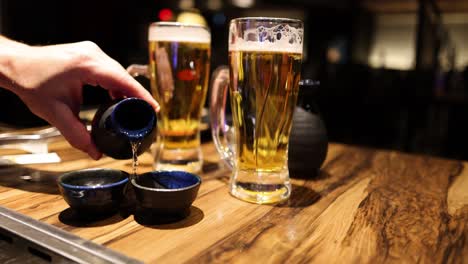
[0,137,467,263]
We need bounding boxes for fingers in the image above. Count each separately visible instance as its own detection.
[83,63,160,112]
[51,103,102,160]
[109,89,124,100]
[72,42,159,111]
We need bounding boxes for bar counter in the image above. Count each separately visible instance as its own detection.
[0,135,467,263]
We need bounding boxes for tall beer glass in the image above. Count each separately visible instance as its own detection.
[128,22,211,173]
[210,17,303,204]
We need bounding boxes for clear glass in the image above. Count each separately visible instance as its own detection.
[128,22,211,173]
[210,17,304,204]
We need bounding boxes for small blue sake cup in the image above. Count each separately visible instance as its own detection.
[58,169,129,215]
[131,171,201,216]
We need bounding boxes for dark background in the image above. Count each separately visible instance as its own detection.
[1,0,468,160]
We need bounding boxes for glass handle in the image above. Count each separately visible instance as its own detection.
[126,64,149,79]
[209,66,234,169]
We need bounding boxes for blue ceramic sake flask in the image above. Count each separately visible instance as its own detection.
[91,97,157,159]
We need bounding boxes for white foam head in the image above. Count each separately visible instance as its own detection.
[229,22,303,54]
[149,22,210,43]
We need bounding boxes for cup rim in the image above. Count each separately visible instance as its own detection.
[150,21,209,31]
[110,97,156,139]
[131,170,201,192]
[58,168,129,190]
[230,17,303,24]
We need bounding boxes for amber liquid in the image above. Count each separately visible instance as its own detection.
[149,40,210,172]
[130,141,141,181]
[229,50,302,203]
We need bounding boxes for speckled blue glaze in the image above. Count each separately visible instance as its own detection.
[58,169,129,215]
[131,171,201,215]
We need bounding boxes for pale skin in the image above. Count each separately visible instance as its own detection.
[0,36,159,160]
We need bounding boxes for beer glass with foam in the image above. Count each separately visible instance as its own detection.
[210,17,303,204]
[128,22,211,173]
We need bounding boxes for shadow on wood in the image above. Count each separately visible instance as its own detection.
[58,207,131,227]
[134,206,204,229]
[279,184,321,208]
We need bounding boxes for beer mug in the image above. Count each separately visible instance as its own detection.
[210,17,303,204]
[128,22,211,173]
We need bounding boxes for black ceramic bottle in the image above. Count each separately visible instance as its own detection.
[91,97,157,159]
[288,80,328,178]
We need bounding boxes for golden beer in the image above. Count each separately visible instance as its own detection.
[229,50,302,203]
[208,17,305,204]
[148,23,210,172]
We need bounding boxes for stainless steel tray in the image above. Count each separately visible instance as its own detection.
[0,206,142,264]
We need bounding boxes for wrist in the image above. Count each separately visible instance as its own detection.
[0,36,31,93]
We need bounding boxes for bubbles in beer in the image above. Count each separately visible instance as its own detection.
[229,23,303,54]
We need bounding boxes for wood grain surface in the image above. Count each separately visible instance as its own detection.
[0,136,467,263]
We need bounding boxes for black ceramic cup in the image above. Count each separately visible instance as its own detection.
[58,169,129,216]
[131,171,201,216]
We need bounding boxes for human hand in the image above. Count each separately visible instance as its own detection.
[0,39,159,159]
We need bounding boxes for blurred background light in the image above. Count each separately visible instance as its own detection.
[368,14,417,70]
[177,9,208,26]
[179,0,195,10]
[158,8,174,21]
[231,0,255,8]
[207,0,223,11]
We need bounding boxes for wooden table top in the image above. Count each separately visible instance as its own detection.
[0,136,467,263]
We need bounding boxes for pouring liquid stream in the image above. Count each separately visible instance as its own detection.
[130,140,142,181]
[130,140,167,189]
